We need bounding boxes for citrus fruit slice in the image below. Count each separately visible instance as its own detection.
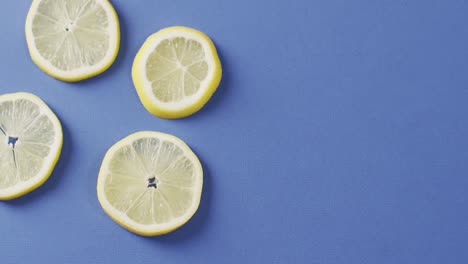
[97,131,203,236]
[132,26,222,119]
[25,0,120,82]
[0,93,63,200]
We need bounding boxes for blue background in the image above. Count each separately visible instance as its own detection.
[1,0,468,263]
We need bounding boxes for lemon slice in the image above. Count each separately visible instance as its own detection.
[132,26,222,119]
[97,131,203,236]
[25,0,120,82]
[0,93,63,200]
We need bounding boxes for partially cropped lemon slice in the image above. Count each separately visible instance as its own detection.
[132,26,222,119]
[25,0,120,82]
[0,93,63,200]
[97,131,203,236]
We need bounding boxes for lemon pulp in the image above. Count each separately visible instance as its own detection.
[132,26,222,119]
[97,131,203,236]
[25,0,120,82]
[0,93,62,200]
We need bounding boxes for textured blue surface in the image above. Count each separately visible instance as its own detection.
[1,0,468,263]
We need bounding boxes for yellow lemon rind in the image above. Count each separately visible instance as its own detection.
[0,92,63,200]
[132,26,222,119]
[97,131,203,236]
[25,0,121,82]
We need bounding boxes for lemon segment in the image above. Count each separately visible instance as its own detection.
[132,26,222,119]
[97,131,203,236]
[25,0,120,82]
[0,93,63,200]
